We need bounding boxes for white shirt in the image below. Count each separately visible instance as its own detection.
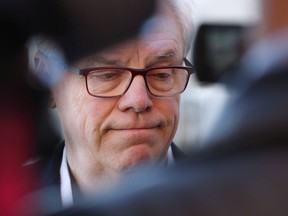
[60,146,175,207]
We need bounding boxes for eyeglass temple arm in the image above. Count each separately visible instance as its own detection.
[184,58,193,67]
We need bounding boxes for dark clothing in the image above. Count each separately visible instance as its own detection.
[26,141,185,213]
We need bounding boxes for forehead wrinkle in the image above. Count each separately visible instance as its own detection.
[76,55,128,67]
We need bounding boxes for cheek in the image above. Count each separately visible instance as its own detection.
[51,76,95,135]
[163,97,180,138]
[153,97,180,142]
[52,74,85,106]
[159,97,180,122]
[165,98,180,145]
[78,99,118,136]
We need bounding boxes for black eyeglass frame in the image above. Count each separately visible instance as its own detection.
[72,58,194,98]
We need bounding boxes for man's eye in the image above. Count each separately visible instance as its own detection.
[90,71,120,80]
[148,71,172,80]
[154,73,171,79]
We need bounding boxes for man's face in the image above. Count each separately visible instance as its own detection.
[52,6,185,175]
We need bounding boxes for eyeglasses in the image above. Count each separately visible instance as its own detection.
[71,58,194,98]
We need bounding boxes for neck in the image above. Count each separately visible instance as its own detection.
[72,169,121,196]
[66,150,122,197]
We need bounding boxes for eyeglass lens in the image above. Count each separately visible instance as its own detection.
[85,68,189,97]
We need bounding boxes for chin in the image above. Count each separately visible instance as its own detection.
[119,144,155,170]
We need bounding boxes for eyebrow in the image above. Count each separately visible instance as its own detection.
[77,49,178,68]
[146,49,177,67]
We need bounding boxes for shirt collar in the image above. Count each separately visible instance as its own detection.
[60,147,73,207]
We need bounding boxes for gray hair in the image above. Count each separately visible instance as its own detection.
[167,0,195,56]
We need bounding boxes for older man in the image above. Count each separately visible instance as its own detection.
[30,0,194,208]
[48,0,288,216]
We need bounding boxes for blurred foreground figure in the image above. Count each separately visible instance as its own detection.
[49,0,288,215]
[0,0,155,215]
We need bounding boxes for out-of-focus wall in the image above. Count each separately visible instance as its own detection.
[174,0,262,151]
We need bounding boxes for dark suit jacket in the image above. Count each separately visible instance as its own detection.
[26,141,185,214]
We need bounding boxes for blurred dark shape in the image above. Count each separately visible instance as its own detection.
[193,23,255,83]
[0,48,40,216]
[0,1,155,215]
[47,28,288,216]
[50,0,157,62]
[0,0,156,62]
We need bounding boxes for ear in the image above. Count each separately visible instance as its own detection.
[33,50,51,84]
[34,51,48,76]
[33,49,67,87]
[34,51,56,108]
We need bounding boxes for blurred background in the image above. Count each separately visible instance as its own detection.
[174,0,262,151]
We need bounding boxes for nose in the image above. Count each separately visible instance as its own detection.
[117,75,153,113]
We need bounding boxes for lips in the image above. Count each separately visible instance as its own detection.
[100,112,168,133]
[103,119,165,131]
[109,124,161,131]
